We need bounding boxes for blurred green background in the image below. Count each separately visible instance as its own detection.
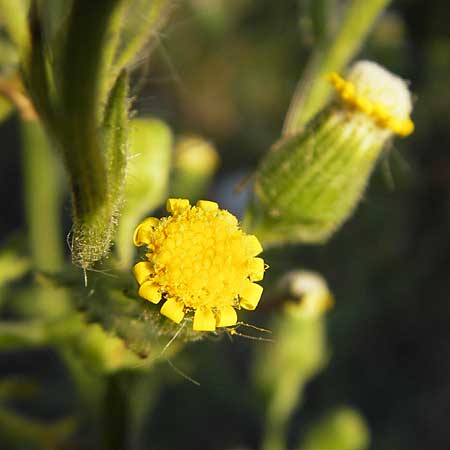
[1,1,450,449]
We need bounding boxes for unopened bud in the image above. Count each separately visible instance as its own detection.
[171,135,219,201]
[299,407,370,450]
[247,60,414,244]
[281,270,333,319]
[254,271,331,394]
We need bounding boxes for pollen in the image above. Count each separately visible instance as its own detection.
[328,70,414,137]
[133,199,265,331]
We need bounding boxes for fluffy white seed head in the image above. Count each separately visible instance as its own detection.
[347,60,413,120]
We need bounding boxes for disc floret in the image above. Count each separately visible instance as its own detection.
[133,199,265,331]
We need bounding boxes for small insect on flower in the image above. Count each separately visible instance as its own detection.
[133,199,265,331]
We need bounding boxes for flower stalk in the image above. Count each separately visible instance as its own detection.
[256,271,332,450]
[283,0,391,135]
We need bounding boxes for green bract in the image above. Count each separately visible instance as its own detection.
[246,61,413,245]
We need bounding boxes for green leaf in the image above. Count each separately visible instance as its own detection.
[70,71,131,268]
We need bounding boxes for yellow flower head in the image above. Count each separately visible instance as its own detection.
[133,199,265,331]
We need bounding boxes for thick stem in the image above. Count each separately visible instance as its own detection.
[283,0,390,135]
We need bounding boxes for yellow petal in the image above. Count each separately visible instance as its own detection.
[244,235,263,256]
[138,281,161,304]
[160,298,185,324]
[133,217,159,246]
[222,210,238,226]
[193,308,216,331]
[133,261,154,284]
[248,257,265,281]
[166,198,190,214]
[240,282,263,310]
[216,306,237,328]
[196,200,218,211]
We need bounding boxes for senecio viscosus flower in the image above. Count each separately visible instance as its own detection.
[133,199,265,331]
[248,60,415,245]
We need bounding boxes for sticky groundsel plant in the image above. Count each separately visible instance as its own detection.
[0,1,414,449]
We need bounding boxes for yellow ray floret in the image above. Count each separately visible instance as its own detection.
[133,199,265,331]
[328,72,414,137]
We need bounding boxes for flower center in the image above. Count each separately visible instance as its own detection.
[151,205,249,309]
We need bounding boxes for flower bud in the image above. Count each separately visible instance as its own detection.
[254,272,331,395]
[170,135,219,201]
[278,270,333,319]
[247,60,414,245]
[299,407,370,450]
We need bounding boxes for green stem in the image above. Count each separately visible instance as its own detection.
[101,374,128,450]
[261,373,305,450]
[283,0,390,135]
[21,120,64,272]
[112,0,172,78]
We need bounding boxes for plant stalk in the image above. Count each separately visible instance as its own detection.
[21,120,64,272]
[283,0,391,135]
